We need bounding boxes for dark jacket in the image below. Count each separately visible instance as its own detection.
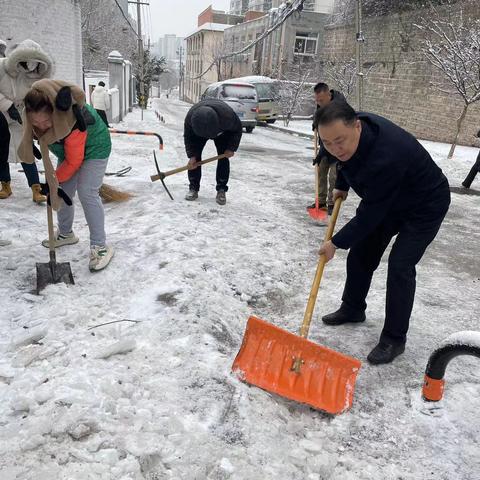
[332,112,449,250]
[184,99,242,159]
[314,90,349,165]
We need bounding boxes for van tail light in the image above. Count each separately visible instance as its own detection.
[251,106,259,113]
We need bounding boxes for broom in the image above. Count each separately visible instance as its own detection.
[99,183,134,202]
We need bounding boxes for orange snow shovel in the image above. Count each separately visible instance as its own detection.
[307,131,328,222]
[232,198,361,414]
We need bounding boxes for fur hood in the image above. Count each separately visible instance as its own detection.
[5,39,53,79]
[18,79,86,211]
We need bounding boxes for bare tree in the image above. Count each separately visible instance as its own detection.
[277,61,317,126]
[322,58,357,101]
[210,37,227,82]
[80,0,137,71]
[416,11,480,158]
[322,57,376,107]
[330,0,456,24]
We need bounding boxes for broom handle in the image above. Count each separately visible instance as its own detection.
[299,197,342,338]
[150,154,227,181]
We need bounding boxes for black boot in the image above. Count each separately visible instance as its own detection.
[367,341,405,365]
[307,201,327,209]
[322,303,366,325]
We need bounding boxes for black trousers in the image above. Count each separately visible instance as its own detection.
[341,181,450,345]
[0,112,40,186]
[95,109,109,127]
[188,136,230,193]
[462,151,480,188]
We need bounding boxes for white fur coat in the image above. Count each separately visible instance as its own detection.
[0,39,53,162]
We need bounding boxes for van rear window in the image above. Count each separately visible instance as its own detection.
[220,85,256,100]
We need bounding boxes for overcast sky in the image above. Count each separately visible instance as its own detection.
[147,0,231,40]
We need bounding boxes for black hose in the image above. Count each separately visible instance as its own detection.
[423,338,480,402]
[425,343,480,380]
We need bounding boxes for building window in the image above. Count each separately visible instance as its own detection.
[294,32,318,56]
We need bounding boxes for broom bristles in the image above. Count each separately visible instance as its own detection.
[99,183,134,202]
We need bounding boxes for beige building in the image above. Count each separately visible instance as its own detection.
[184,23,228,103]
[184,6,243,103]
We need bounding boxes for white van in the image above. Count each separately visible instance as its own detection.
[201,81,258,133]
[229,76,280,124]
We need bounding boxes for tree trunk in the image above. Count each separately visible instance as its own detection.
[448,103,469,159]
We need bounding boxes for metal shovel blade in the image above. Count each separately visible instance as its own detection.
[232,316,361,414]
[36,260,74,294]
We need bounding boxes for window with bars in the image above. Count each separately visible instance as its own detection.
[294,32,318,56]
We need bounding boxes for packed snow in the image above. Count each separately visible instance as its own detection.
[0,97,479,479]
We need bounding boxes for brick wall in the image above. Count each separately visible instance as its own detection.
[0,0,83,86]
[321,1,480,146]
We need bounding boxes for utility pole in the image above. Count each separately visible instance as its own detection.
[177,45,184,101]
[355,0,365,110]
[128,0,150,119]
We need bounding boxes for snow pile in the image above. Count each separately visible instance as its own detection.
[0,98,479,479]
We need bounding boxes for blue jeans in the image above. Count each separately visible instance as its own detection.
[57,158,109,246]
[0,111,40,186]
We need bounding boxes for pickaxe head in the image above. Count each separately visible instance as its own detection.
[153,150,174,200]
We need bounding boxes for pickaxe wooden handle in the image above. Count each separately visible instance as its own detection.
[150,154,227,182]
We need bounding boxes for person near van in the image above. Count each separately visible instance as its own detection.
[309,82,348,215]
[90,81,110,127]
[315,101,450,365]
[19,79,114,272]
[462,129,480,189]
[183,99,242,205]
[0,39,52,203]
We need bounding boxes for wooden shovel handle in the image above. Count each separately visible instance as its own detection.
[46,204,56,262]
[150,154,227,182]
[313,131,319,209]
[299,197,342,338]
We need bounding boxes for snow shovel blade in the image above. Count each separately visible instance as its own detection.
[36,260,74,294]
[232,316,361,414]
[306,205,328,222]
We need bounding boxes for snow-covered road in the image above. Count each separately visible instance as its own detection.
[0,97,479,479]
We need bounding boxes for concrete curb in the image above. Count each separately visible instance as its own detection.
[259,122,314,140]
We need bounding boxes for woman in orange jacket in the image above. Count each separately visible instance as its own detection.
[21,80,114,272]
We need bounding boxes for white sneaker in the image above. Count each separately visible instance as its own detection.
[89,245,114,272]
[42,230,79,248]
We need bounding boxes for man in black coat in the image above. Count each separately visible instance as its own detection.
[462,130,480,189]
[183,99,242,205]
[315,102,450,365]
[309,83,348,215]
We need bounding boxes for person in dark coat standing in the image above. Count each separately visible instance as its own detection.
[462,129,480,189]
[315,102,450,365]
[183,99,242,205]
[309,83,348,215]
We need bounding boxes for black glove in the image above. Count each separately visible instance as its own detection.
[7,104,22,124]
[33,143,42,160]
[312,153,322,166]
[39,183,73,207]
